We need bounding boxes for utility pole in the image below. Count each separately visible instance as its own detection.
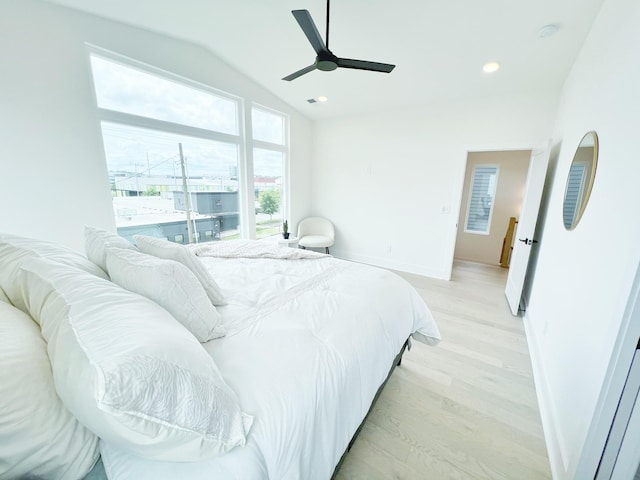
[179,143,193,244]
[134,162,140,195]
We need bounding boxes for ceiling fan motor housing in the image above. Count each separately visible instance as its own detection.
[316,51,338,71]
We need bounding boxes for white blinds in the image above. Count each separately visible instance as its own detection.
[465,166,498,234]
[563,163,586,228]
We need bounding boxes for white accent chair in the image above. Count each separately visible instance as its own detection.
[296,217,335,254]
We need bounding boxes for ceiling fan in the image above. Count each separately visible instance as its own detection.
[282,0,396,81]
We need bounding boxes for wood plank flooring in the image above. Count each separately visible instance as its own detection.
[334,261,551,480]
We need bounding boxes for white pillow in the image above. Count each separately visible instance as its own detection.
[84,225,137,272]
[105,247,225,342]
[0,232,108,312]
[0,286,8,304]
[0,301,99,479]
[18,257,252,461]
[134,235,226,305]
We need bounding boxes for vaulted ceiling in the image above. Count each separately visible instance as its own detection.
[42,0,604,120]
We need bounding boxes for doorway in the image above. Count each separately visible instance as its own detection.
[454,150,531,266]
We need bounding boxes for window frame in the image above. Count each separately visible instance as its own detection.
[250,103,290,238]
[88,47,244,144]
[88,47,291,243]
[87,45,263,242]
[463,164,500,235]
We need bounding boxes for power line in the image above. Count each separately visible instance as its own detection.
[113,152,180,182]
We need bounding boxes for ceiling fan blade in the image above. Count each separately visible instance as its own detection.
[292,10,327,55]
[337,58,396,73]
[282,64,317,82]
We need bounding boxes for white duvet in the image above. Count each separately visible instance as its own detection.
[101,254,440,480]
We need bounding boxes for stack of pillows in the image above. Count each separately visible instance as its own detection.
[0,228,253,479]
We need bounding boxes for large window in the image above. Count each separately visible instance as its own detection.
[464,165,499,234]
[251,106,288,239]
[90,52,280,244]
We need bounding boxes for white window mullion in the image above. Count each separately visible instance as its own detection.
[241,101,256,240]
[252,139,288,153]
[99,108,242,145]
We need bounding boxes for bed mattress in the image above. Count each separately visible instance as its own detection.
[101,254,440,480]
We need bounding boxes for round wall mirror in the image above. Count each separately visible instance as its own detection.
[562,131,599,230]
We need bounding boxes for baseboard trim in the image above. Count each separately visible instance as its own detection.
[331,250,448,280]
[523,309,568,480]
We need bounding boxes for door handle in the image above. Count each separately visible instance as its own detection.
[518,238,539,246]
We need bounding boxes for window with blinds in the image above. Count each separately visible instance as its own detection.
[464,165,499,234]
[563,163,586,228]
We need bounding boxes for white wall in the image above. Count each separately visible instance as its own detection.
[524,0,640,477]
[312,92,558,279]
[0,0,312,252]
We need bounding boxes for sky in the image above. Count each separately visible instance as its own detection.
[92,54,285,178]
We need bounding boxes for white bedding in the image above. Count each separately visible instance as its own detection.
[192,239,329,260]
[101,254,440,480]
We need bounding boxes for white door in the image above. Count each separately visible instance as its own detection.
[505,146,551,316]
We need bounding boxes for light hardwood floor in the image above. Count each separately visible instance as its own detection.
[334,260,551,480]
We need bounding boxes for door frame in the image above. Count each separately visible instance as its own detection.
[445,144,538,281]
[574,258,640,478]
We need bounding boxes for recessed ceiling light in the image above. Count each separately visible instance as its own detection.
[538,24,559,38]
[318,96,328,102]
[483,62,500,73]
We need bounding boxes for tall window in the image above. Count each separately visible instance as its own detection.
[90,53,242,244]
[465,165,499,234]
[252,106,288,239]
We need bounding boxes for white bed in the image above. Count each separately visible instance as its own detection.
[101,246,440,479]
[0,233,440,480]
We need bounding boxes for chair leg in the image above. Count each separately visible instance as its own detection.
[325,247,330,254]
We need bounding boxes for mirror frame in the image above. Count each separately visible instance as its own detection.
[562,131,599,231]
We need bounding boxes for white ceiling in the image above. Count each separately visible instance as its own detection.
[41,0,604,120]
